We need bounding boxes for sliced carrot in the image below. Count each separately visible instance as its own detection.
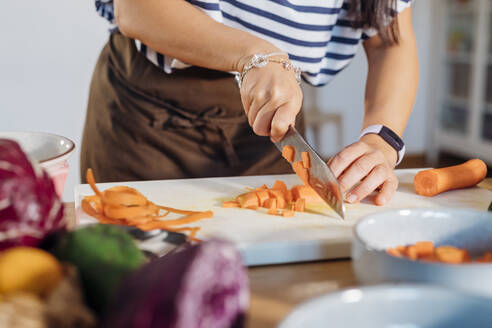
[267,208,279,215]
[301,152,311,169]
[475,252,492,263]
[268,190,286,209]
[285,189,293,204]
[414,159,487,197]
[256,184,268,190]
[420,254,439,262]
[282,145,296,163]
[396,245,406,253]
[282,210,295,217]
[291,185,324,204]
[273,180,288,193]
[415,241,434,257]
[292,161,309,185]
[256,190,270,207]
[405,245,419,260]
[387,248,403,258]
[435,246,466,264]
[236,192,259,208]
[263,198,277,210]
[294,198,305,212]
[222,201,239,208]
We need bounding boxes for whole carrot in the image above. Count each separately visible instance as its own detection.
[414,159,487,197]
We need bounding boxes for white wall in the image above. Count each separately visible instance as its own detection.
[0,1,431,201]
[311,0,432,155]
[0,1,108,201]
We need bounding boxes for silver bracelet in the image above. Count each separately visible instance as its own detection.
[235,52,301,89]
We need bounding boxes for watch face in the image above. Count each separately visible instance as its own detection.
[380,126,404,151]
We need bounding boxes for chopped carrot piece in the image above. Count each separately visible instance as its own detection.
[415,241,434,257]
[291,185,324,204]
[387,248,402,257]
[256,190,270,207]
[222,201,239,208]
[267,208,279,215]
[263,198,277,210]
[435,246,466,264]
[236,192,259,208]
[256,184,268,190]
[475,252,492,263]
[268,190,287,209]
[282,210,295,217]
[246,205,258,210]
[273,180,288,193]
[285,189,293,204]
[282,145,296,163]
[292,161,309,184]
[301,152,311,169]
[396,245,406,253]
[405,245,418,260]
[294,198,305,212]
[420,254,438,262]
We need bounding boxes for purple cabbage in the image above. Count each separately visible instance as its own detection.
[105,239,249,328]
[0,139,65,250]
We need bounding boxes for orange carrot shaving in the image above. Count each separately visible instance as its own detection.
[282,145,296,163]
[267,208,279,215]
[222,201,240,208]
[301,152,311,169]
[82,169,212,241]
[414,159,487,197]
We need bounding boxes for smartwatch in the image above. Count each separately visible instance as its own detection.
[358,124,406,166]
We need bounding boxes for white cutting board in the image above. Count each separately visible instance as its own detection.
[74,169,492,266]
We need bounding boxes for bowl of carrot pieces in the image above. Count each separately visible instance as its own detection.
[352,208,492,298]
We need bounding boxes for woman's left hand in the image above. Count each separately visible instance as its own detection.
[327,134,399,206]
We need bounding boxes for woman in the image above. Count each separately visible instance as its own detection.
[81,0,418,206]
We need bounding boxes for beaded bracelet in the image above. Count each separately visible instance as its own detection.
[235,52,302,89]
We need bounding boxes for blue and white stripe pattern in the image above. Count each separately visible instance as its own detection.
[96,0,412,86]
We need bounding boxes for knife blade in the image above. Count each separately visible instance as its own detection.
[274,126,345,219]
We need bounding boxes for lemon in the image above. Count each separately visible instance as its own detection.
[0,247,63,297]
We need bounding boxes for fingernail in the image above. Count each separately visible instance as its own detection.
[347,194,357,203]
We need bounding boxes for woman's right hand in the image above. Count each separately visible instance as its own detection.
[238,54,303,142]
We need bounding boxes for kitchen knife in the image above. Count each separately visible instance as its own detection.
[274,126,345,219]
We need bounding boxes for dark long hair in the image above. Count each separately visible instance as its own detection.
[348,0,400,44]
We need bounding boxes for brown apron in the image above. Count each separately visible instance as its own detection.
[80,32,305,183]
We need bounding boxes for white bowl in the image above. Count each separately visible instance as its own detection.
[352,208,492,297]
[0,132,75,197]
[279,284,492,328]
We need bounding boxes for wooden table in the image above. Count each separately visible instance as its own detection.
[63,203,356,328]
[65,179,492,327]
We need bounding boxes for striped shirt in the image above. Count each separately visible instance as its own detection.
[96,0,412,86]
